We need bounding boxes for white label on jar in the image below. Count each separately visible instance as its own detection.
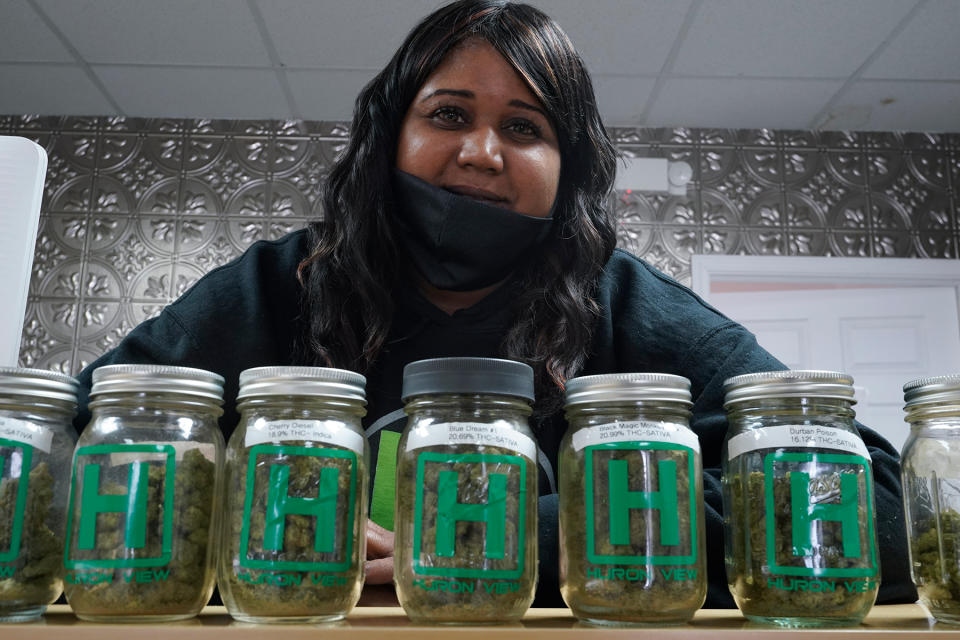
[405,421,537,460]
[726,424,871,461]
[245,418,365,455]
[571,421,701,453]
[0,417,52,453]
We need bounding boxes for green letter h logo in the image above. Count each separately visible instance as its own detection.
[264,464,339,553]
[78,462,150,550]
[608,459,679,546]
[436,470,507,559]
[791,471,861,558]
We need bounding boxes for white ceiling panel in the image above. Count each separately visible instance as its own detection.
[672,0,914,78]
[95,66,290,119]
[647,78,842,129]
[592,75,657,126]
[36,0,271,66]
[255,0,440,69]
[0,1,73,62]
[526,0,691,75]
[822,80,960,132]
[0,64,114,114]
[287,69,377,121]
[862,0,960,80]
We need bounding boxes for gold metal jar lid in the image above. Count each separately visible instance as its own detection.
[237,366,366,403]
[90,364,224,403]
[0,366,79,405]
[723,370,856,408]
[903,374,960,412]
[564,372,692,407]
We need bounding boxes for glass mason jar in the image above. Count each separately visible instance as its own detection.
[219,366,369,623]
[0,368,79,622]
[722,370,879,627]
[63,365,225,622]
[394,358,538,624]
[559,373,706,625]
[901,374,960,625]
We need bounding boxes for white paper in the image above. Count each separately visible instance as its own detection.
[572,420,701,453]
[726,424,870,461]
[405,421,537,460]
[0,416,53,453]
[245,418,365,455]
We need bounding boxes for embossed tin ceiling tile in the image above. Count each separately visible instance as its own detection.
[230,137,272,174]
[275,121,309,137]
[14,115,63,132]
[137,215,178,255]
[782,149,820,185]
[187,118,239,136]
[871,231,914,258]
[740,147,782,186]
[45,213,88,252]
[125,301,165,327]
[778,131,819,148]
[316,138,349,167]
[92,176,135,215]
[614,223,655,258]
[306,121,351,139]
[638,242,688,281]
[825,151,867,187]
[735,129,778,148]
[80,259,123,300]
[903,133,946,151]
[915,194,955,232]
[699,190,740,226]
[658,225,700,260]
[744,228,786,256]
[100,116,151,134]
[76,301,121,339]
[30,347,78,377]
[224,217,266,251]
[53,133,100,170]
[137,177,181,216]
[96,134,141,172]
[800,164,859,212]
[828,230,871,257]
[715,169,769,215]
[74,347,102,376]
[0,115,15,131]
[872,193,915,231]
[821,131,862,150]
[659,196,699,225]
[279,143,329,207]
[185,232,243,274]
[92,316,136,356]
[828,195,871,230]
[267,219,307,242]
[182,136,228,174]
[61,117,100,133]
[128,261,175,302]
[951,152,960,191]
[271,137,312,176]
[171,263,206,299]
[30,226,72,294]
[17,309,58,369]
[106,149,179,203]
[744,192,786,227]
[179,179,223,217]
[783,194,826,228]
[698,129,736,146]
[915,230,956,259]
[701,227,742,256]
[863,132,903,150]
[612,189,657,226]
[36,299,80,341]
[223,180,269,217]
[787,229,827,257]
[176,217,219,256]
[270,180,311,218]
[47,176,93,213]
[142,133,183,173]
[866,151,904,189]
[16,131,54,154]
[100,221,157,285]
[698,147,737,185]
[907,152,950,189]
[84,214,127,252]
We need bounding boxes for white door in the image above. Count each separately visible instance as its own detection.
[710,286,960,452]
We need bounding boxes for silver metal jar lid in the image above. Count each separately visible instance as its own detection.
[564,373,692,407]
[0,367,79,405]
[401,357,534,403]
[903,374,960,410]
[723,370,856,408]
[237,366,366,403]
[90,364,224,403]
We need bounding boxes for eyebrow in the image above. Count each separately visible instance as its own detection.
[421,89,547,119]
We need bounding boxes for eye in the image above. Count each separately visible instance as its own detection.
[505,119,542,139]
[429,106,467,126]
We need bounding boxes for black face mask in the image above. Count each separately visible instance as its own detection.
[392,169,554,292]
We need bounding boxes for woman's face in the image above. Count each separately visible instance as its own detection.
[396,38,561,219]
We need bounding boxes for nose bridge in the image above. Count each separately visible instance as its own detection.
[459,123,503,171]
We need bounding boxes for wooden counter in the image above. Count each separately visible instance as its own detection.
[0,605,958,638]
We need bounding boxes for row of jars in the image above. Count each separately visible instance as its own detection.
[0,362,957,627]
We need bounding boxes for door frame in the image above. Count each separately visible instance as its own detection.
[691,255,960,337]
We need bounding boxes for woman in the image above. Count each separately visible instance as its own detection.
[74,0,914,607]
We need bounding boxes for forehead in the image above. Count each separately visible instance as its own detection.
[417,38,541,102]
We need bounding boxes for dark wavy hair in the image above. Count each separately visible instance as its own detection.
[299,0,617,414]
